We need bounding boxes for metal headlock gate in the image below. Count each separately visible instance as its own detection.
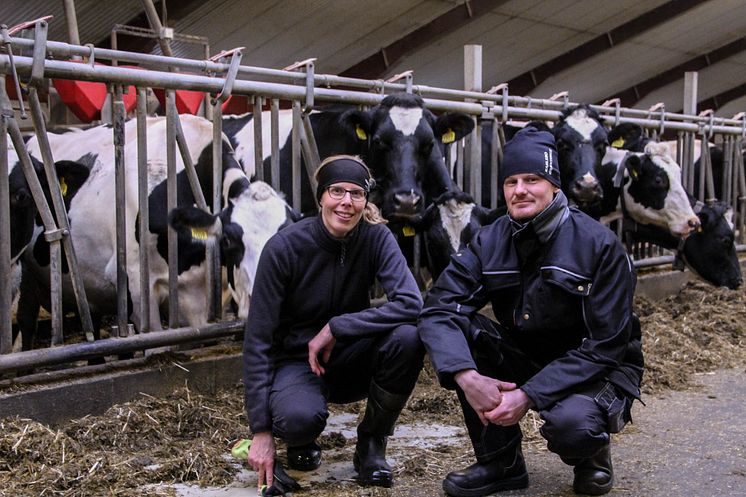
[1,19,745,375]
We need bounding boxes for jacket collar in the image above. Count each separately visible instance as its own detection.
[312,214,362,252]
[509,190,570,244]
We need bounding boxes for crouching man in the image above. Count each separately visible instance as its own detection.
[418,127,644,496]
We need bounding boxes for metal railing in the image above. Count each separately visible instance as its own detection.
[1,20,745,374]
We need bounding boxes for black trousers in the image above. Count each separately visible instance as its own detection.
[459,315,629,464]
[269,324,424,447]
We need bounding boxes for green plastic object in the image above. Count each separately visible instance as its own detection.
[231,438,252,459]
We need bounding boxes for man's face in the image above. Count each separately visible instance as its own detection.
[503,173,559,221]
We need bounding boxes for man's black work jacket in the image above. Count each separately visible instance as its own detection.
[419,207,643,410]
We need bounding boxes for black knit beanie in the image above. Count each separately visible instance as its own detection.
[315,157,375,203]
[499,126,561,188]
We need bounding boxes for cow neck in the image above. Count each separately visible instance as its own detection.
[312,215,362,262]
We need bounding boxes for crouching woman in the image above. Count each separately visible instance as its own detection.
[243,155,424,492]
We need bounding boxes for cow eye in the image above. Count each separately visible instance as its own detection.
[372,136,389,151]
[555,139,570,152]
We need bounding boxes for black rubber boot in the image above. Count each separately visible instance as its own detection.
[286,441,322,471]
[443,445,529,497]
[353,381,409,488]
[573,444,614,495]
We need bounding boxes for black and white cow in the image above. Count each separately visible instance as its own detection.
[5,138,90,301]
[222,93,475,223]
[608,122,733,201]
[552,105,609,211]
[14,115,293,350]
[623,200,742,289]
[599,143,700,238]
[411,189,503,281]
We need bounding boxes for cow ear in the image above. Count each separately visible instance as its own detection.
[220,221,245,267]
[433,113,475,144]
[624,154,642,180]
[168,206,221,244]
[339,109,371,141]
[54,160,90,198]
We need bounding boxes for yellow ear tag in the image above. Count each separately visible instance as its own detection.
[611,138,625,148]
[59,177,68,196]
[191,227,209,241]
[630,169,638,179]
[355,124,367,140]
[442,128,456,144]
[402,225,415,237]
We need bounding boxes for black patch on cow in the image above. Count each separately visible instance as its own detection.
[625,154,669,211]
[74,152,99,170]
[608,123,650,152]
[29,160,92,271]
[8,159,37,259]
[227,175,250,200]
[222,113,253,142]
[220,220,245,269]
[147,139,241,273]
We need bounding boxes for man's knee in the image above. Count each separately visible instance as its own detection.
[540,395,609,459]
[273,405,328,446]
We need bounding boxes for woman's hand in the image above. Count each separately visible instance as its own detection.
[248,432,275,490]
[308,323,336,376]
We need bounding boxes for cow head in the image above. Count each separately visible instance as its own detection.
[608,122,650,152]
[348,93,474,223]
[553,105,608,209]
[623,142,700,237]
[169,175,295,319]
[681,202,742,289]
[6,142,89,264]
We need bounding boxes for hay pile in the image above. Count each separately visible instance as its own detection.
[1,279,744,496]
[0,387,248,497]
[636,279,746,393]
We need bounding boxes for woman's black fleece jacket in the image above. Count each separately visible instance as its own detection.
[243,215,423,434]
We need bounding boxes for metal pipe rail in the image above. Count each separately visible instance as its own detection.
[4,35,746,133]
[0,321,243,374]
[3,53,746,139]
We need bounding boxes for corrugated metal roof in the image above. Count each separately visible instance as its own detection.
[2,0,746,117]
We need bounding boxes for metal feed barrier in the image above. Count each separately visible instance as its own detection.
[1,18,745,374]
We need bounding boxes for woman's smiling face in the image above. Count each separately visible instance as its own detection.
[319,181,366,237]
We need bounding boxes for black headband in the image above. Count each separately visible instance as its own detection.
[316,158,375,202]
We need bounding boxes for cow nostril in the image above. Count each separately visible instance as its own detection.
[688,218,701,228]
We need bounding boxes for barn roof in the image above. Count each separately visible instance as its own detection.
[3,0,746,118]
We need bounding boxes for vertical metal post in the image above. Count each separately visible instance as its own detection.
[209,100,223,321]
[62,0,81,50]
[683,73,698,194]
[300,113,321,193]
[270,98,280,191]
[27,87,95,342]
[491,118,500,209]
[166,90,179,328]
[253,95,264,181]
[136,87,150,332]
[722,136,733,205]
[0,114,11,352]
[291,100,302,210]
[112,84,128,336]
[735,137,746,243]
[464,45,482,203]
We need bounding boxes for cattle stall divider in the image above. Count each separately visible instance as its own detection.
[2,27,746,373]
